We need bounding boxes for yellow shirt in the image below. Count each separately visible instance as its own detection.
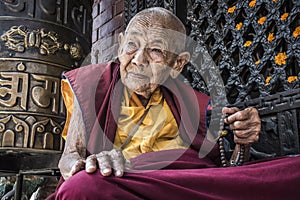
[114,87,188,159]
[61,79,188,159]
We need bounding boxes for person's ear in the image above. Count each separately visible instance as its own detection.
[118,33,124,56]
[118,33,124,45]
[170,51,190,79]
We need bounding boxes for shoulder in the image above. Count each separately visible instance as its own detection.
[61,61,120,103]
[63,62,120,82]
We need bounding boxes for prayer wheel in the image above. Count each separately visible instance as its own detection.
[0,0,92,153]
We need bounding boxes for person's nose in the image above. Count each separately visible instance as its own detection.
[132,48,148,66]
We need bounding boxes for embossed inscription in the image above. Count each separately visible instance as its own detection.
[0,72,28,110]
[0,62,63,115]
[31,74,60,114]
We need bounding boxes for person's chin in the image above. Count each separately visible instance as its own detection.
[136,86,159,98]
[130,86,153,99]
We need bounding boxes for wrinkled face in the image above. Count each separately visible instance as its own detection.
[118,23,179,99]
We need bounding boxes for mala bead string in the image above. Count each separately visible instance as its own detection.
[218,114,245,167]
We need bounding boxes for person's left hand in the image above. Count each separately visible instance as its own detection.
[222,107,261,145]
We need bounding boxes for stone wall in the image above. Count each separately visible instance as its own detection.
[92,0,125,64]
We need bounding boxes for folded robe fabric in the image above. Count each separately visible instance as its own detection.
[55,149,300,200]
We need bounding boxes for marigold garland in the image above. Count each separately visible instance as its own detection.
[265,76,271,84]
[293,26,300,38]
[266,75,297,84]
[236,22,243,30]
[267,33,275,42]
[228,6,236,13]
[288,76,298,83]
[280,13,289,20]
[255,60,261,65]
[274,52,287,66]
[244,41,252,47]
[249,0,256,7]
[258,16,267,25]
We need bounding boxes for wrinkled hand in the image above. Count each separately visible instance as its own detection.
[222,107,261,145]
[69,158,85,177]
[85,149,127,177]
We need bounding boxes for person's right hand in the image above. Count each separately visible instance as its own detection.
[85,149,126,177]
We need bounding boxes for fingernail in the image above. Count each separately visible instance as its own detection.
[86,166,96,173]
[115,170,123,177]
[102,168,111,176]
[224,117,228,123]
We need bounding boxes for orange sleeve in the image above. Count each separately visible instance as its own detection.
[61,79,74,140]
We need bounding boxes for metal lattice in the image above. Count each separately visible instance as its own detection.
[124,0,169,26]
[186,0,300,104]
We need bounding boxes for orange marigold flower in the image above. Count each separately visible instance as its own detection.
[280,13,289,20]
[249,0,256,7]
[274,52,287,66]
[272,0,277,2]
[287,76,298,83]
[244,40,252,47]
[228,6,236,13]
[255,60,260,65]
[267,33,275,42]
[293,26,300,38]
[258,16,267,25]
[265,76,271,84]
[236,22,243,30]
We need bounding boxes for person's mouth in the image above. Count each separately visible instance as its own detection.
[127,72,149,80]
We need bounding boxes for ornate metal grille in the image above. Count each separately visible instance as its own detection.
[124,0,176,26]
[187,0,300,104]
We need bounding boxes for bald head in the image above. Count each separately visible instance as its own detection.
[125,7,187,53]
[126,7,186,34]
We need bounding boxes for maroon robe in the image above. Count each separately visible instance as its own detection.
[63,62,215,158]
[48,62,300,200]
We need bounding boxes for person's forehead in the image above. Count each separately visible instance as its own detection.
[125,25,172,43]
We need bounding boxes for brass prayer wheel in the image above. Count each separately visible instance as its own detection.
[0,0,92,153]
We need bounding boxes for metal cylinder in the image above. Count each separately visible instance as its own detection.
[0,0,92,153]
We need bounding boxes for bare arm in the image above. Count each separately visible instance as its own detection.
[58,97,87,180]
[58,96,127,179]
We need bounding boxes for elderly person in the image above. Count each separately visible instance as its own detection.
[48,7,300,200]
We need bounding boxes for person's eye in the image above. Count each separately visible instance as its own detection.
[151,48,163,54]
[126,41,138,53]
[148,48,165,62]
